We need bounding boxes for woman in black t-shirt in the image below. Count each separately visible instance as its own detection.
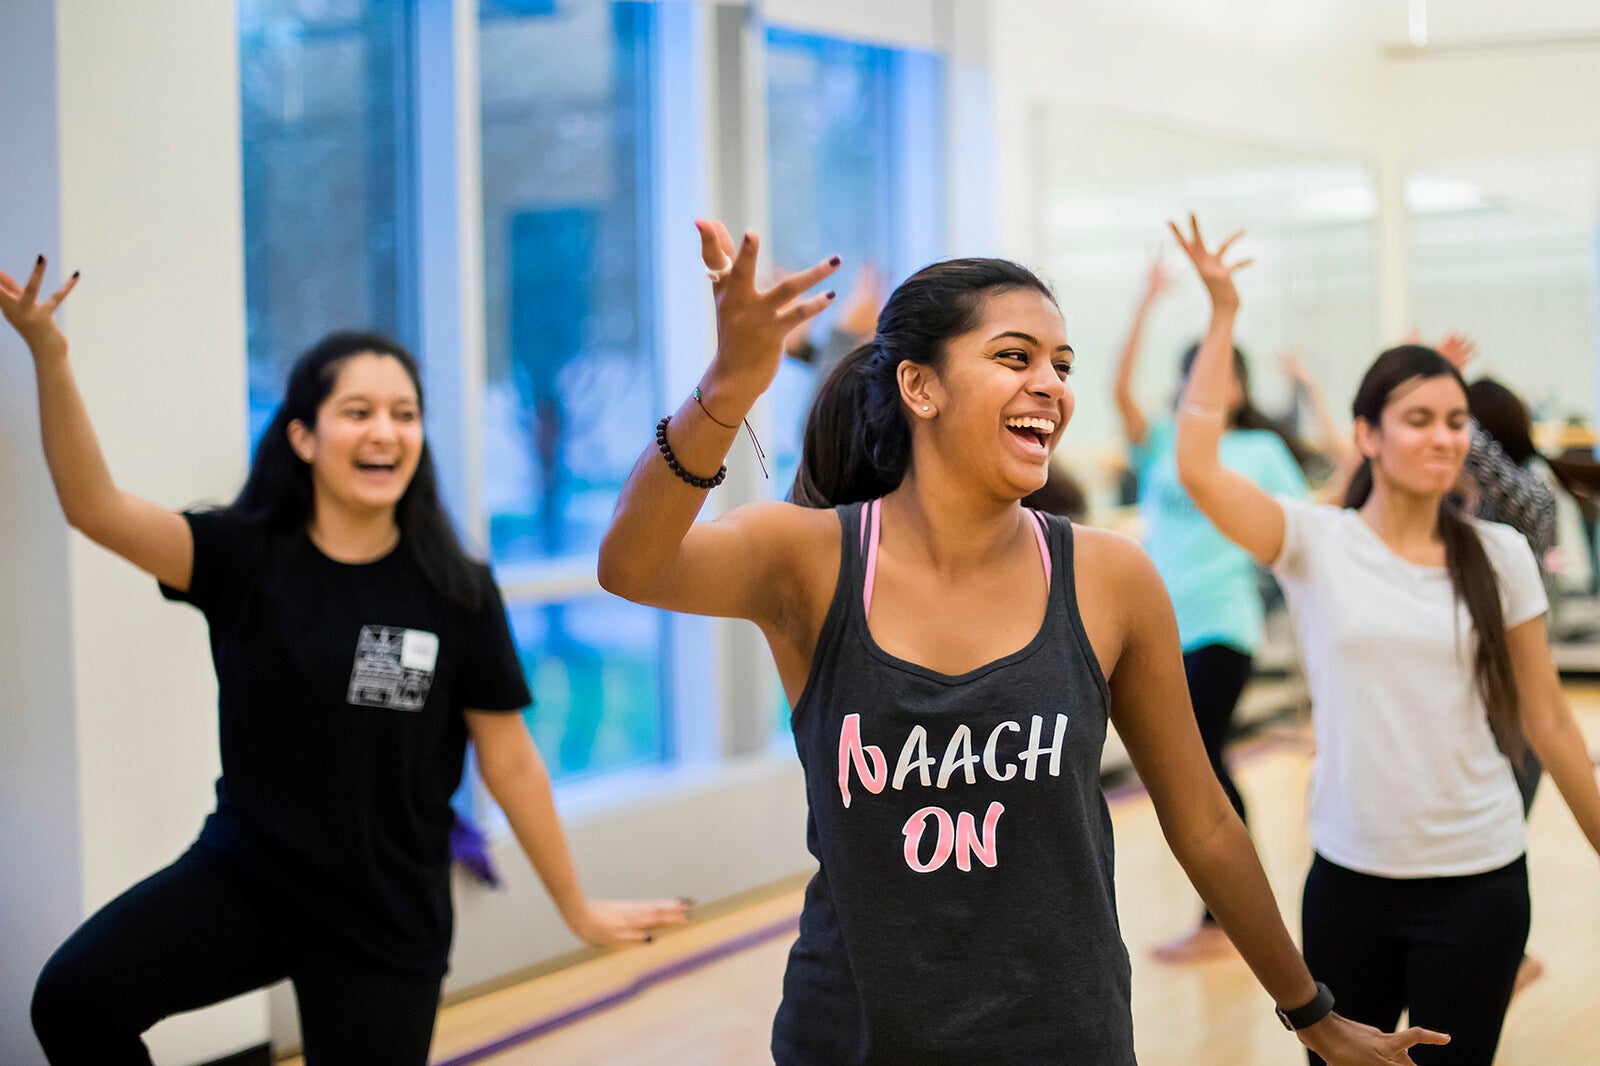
[3,258,688,1065]
[598,220,1448,1064]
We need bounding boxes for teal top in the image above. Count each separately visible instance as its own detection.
[1131,420,1308,655]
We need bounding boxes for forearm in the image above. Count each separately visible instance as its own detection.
[1162,802,1317,1009]
[1173,308,1234,481]
[1526,708,1600,856]
[597,376,749,599]
[484,756,590,923]
[33,350,122,534]
[1304,383,1349,466]
[1113,307,1151,444]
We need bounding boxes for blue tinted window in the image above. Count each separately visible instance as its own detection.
[764,27,944,495]
[239,0,416,441]
[508,594,670,781]
[479,2,657,564]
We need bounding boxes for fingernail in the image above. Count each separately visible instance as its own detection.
[679,896,696,907]
[71,270,80,280]
[826,291,837,300]
[829,256,841,267]
[743,232,754,245]
[644,934,654,944]
[36,255,44,266]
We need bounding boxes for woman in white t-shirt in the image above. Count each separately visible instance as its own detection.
[1167,217,1600,1066]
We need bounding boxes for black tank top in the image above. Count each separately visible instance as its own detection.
[772,500,1135,1065]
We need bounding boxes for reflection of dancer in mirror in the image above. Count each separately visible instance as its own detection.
[3,259,688,1066]
[1112,255,1312,963]
[785,261,884,382]
[601,219,1446,1063]
[1171,216,1600,1066]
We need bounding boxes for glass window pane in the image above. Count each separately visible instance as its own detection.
[765,28,900,495]
[479,1,657,564]
[507,594,670,781]
[765,28,945,731]
[239,0,416,442]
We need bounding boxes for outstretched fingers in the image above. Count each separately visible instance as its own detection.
[696,218,738,282]
[776,288,838,333]
[22,256,46,303]
[767,254,840,307]
[1394,1026,1450,1050]
[43,273,81,314]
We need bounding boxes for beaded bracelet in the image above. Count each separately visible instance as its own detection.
[656,415,727,490]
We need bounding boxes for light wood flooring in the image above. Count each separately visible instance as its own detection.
[282,686,1600,1065]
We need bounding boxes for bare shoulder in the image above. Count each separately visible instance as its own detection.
[1072,523,1163,598]
[716,499,843,653]
[1069,524,1173,679]
[717,498,840,556]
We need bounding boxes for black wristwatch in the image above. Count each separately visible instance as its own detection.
[1276,981,1335,1031]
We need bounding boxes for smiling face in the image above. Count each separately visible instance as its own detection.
[904,287,1074,498]
[287,352,424,519]
[1356,373,1471,499]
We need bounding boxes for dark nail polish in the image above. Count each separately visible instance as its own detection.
[644,934,654,944]
[36,255,44,266]
[829,256,841,267]
[826,291,837,300]
[71,270,80,280]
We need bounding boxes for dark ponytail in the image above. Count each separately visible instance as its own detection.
[790,258,1057,508]
[1343,345,1523,766]
[219,330,483,611]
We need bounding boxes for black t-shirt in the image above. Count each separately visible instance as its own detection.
[161,510,531,977]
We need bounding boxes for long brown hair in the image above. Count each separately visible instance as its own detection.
[1343,345,1523,766]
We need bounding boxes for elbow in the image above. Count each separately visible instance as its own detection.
[596,535,643,602]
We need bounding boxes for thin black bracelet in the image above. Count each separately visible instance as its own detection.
[694,386,768,479]
[656,415,727,490]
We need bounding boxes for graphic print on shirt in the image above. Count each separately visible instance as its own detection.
[346,626,439,711]
[838,711,1070,873]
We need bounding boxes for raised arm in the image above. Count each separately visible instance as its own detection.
[1098,533,1447,1063]
[0,258,193,590]
[596,222,838,627]
[1279,351,1353,471]
[1112,257,1171,448]
[1168,217,1288,565]
[467,711,690,946]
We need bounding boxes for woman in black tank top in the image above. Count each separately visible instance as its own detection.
[599,218,1447,1064]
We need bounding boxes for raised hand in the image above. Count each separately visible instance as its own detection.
[1168,214,1251,313]
[1279,351,1313,387]
[1140,254,1173,309]
[837,263,885,341]
[1299,1012,1450,1065]
[0,256,80,365]
[697,219,839,402]
[1433,331,1476,371]
[565,897,692,947]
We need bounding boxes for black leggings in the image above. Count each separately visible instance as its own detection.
[1301,854,1529,1066]
[31,846,442,1066]
[1183,644,1253,921]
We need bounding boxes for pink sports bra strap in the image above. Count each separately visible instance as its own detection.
[863,497,883,616]
[863,499,1052,615]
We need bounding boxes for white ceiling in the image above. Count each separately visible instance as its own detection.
[1069,0,1600,58]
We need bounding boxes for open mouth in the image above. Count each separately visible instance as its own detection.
[355,459,399,474]
[1004,416,1056,452]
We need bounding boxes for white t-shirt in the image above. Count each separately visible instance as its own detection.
[1271,498,1548,878]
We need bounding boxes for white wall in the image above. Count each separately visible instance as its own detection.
[0,4,83,1060]
[0,1,265,1062]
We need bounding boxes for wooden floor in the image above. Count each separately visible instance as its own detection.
[285,687,1600,1065]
